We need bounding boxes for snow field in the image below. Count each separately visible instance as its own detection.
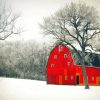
[0,77,100,100]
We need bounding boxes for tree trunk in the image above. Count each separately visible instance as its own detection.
[81,54,89,89]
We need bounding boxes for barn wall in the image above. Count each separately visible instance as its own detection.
[46,44,100,86]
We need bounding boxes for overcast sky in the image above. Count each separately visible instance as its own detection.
[6,0,100,42]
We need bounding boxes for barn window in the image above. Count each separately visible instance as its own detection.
[71,75,74,80]
[65,75,68,80]
[51,64,54,68]
[54,55,57,59]
[64,54,67,58]
[58,45,63,52]
[67,62,70,66]
[92,77,94,81]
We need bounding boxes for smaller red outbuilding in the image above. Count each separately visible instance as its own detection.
[46,44,100,85]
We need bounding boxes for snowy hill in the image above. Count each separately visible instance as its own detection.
[0,77,100,100]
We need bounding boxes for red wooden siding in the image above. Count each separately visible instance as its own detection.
[46,44,100,85]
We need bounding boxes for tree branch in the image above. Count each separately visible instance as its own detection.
[85,30,100,44]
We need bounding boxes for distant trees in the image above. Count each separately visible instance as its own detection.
[0,0,50,80]
[40,2,100,89]
[0,0,20,40]
[0,40,99,80]
[0,40,49,80]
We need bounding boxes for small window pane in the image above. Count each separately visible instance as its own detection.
[59,45,63,52]
[64,54,67,58]
[51,64,54,68]
[71,76,74,80]
[54,55,57,59]
[68,62,70,66]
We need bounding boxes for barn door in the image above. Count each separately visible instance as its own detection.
[76,76,79,85]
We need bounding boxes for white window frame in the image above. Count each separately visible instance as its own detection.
[54,55,57,59]
[67,62,70,66]
[64,54,67,58]
[51,64,54,68]
[71,75,74,80]
[58,45,63,52]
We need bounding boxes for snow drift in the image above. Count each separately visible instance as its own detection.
[0,77,100,100]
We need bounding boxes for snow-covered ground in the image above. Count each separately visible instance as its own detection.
[0,77,100,100]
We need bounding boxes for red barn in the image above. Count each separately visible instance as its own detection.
[46,44,100,85]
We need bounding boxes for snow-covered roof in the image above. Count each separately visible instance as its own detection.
[69,43,100,55]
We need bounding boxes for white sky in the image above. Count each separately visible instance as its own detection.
[6,0,100,42]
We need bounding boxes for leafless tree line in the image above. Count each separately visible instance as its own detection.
[0,40,50,80]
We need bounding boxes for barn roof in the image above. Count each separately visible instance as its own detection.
[53,43,100,67]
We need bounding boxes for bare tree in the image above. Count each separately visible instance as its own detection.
[40,2,100,89]
[0,0,20,40]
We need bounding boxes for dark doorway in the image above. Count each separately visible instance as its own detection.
[76,76,79,85]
